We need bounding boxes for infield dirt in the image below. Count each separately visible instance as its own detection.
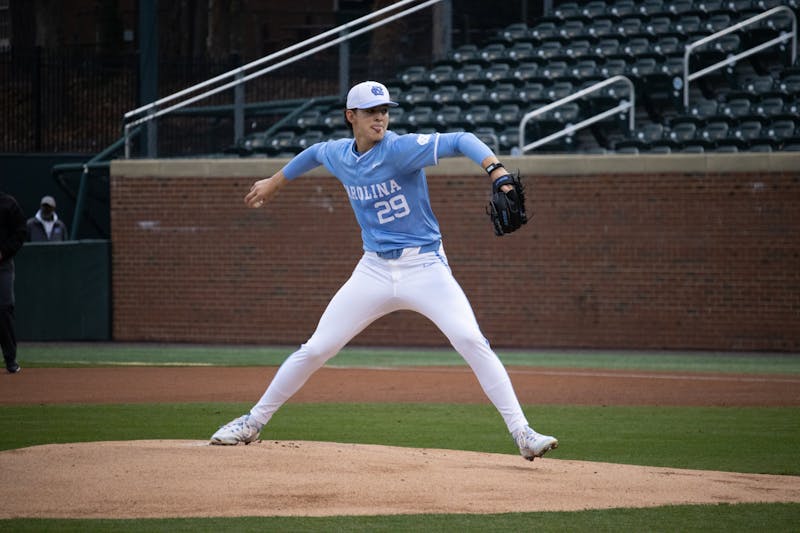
[0,366,798,518]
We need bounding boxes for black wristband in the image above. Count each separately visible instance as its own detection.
[485,162,504,175]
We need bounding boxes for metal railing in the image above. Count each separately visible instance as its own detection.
[518,75,635,154]
[683,5,797,108]
[123,0,444,158]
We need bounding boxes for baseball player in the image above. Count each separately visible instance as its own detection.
[211,81,558,461]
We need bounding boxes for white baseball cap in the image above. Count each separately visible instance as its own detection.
[346,81,398,109]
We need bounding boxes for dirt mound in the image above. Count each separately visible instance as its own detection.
[1,440,798,519]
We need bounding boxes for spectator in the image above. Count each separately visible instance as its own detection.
[27,195,68,242]
[0,191,27,373]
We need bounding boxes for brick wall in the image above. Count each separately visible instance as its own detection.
[111,155,800,351]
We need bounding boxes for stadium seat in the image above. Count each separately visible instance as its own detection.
[454,64,484,86]
[399,65,428,88]
[593,38,623,58]
[460,84,489,106]
[639,0,666,16]
[479,43,509,65]
[547,81,575,101]
[517,81,549,102]
[322,109,346,130]
[621,37,654,59]
[498,127,520,153]
[666,118,699,145]
[754,95,788,118]
[483,63,514,84]
[400,85,431,107]
[586,17,616,40]
[462,105,497,128]
[616,16,645,38]
[652,35,683,57]
[582,0,610,18]
[292,109,325,132]
[554,2,582,20]
[704,11,734,33]
[559,19,587,41]
[685,98,720,125]
[512,62,540,82]
[427,65,456,86]
[565,40,593,60]
[719,96,754,123]
[600,58,630,78]
[644,15,674,37]
[540,60,571,81]
[700,120,731,143]
[493,103,522,126]
[487,83,518,105]
[536,39,569,61]
[668,0,698,16]
[731,119,764,143]
[530,21,560,43]
[433,105,465,128]
[499,23,531,45]
[609,0,638,20]
[570,59,602,81]
[763,117,798,142]
[445,44,481,65]
[293,130,325,151]
[268,131,297,152]
[430,84,461,107]
[405,106,435,129]
[506,42,537,64]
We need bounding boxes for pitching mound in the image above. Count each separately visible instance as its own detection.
[1,440,799,519]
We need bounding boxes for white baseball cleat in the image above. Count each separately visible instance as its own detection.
[210,414,262,445]
[514,426,558,461]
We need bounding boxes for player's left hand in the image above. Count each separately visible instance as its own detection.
[486,171,527,236]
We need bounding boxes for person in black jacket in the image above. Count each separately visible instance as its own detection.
[0,192,27,373]
[26,195,68,242]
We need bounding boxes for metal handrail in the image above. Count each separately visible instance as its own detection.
[683,5,797,108]
[518,75,634,154]
[123,0,444,157]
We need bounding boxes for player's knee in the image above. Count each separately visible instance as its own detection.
[450,332,491,356]
[296,340,337,366]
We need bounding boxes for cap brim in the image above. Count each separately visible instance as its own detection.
[352,99,399,109]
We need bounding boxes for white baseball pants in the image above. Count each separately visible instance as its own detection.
[249,244,529,435]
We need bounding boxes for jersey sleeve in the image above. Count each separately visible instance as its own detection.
[435,131,494,166]
[282,142,325,180]
[388,133,441,172]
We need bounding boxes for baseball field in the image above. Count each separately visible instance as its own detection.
[0,343,798,531]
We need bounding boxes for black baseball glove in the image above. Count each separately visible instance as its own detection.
[486,171,527,236]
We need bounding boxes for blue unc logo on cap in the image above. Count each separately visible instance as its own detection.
[347,81,399,109]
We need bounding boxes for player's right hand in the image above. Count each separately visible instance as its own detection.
[244,173,288,208]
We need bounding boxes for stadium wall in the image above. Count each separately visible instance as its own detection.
[110,153,800,351]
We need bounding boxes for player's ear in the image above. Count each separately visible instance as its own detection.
[345,109,356,127]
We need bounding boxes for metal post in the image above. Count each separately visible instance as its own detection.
[339,28,350,101]
[234,70,244,144]
[138,0,158,157]
[70,165,89,240]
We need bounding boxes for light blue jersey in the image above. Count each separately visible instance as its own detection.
[283,131,492,253]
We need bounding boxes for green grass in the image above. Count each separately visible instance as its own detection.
[2,503,798,532]
[3,343,800,530]
[17,342,800,374]
[1,403,798,475]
